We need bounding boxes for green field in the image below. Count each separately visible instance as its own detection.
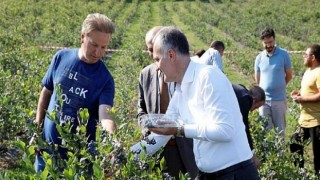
[1,0,320,179]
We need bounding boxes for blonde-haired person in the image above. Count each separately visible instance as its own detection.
[33,13,116,173]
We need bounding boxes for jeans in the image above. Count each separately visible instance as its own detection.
[259,100,287,139]
[34,154,46,173]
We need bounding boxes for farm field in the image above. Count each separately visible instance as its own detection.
[1,0,320,179]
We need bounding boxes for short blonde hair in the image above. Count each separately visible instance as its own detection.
[81,13,115,34]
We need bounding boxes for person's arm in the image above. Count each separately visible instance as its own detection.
[285,68,293,84]
[30,87,52,145]
[130,132,172,157]
[151,70,240,142]
[137,72,147,127]
[35,87,52,126]
[254,55,260,84]
[213,51,224,72]
[255,72,260,84]
[132,93,176,157]
[239,96,254,150]
[99,104,116,133]
[252,153,261,168]
[293,87,320,103]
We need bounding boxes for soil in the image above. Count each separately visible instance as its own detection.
[0,146,15,170]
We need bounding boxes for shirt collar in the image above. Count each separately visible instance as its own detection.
[263,46,278,57]
[179,60,196,92]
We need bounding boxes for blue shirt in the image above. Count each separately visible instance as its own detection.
[254,47,292,100]
[42,49,115,146]
[198,48,224,72]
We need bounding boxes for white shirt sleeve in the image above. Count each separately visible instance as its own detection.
[130,133,172,158]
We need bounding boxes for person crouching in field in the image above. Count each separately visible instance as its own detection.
[232,84,266,168]
[290,44,320,177]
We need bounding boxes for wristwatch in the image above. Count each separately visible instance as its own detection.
[176,126,184,137]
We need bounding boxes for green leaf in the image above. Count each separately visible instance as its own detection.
[63,168,73,179]
[46,158,52,166]
[67,151,74,158]
[160,156,166,171]
[28,110,34,117]
[28,146,35,155]
[16,140,26,150]
[93,163,102,178]
[118,123,127,130]
[41,168,49,180]
[80,125,86,134]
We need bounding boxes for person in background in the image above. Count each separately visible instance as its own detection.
[233,83,266,168]
[195,49,206,58]
[33,13,116,172]
[190,49,205,63]
[137,26,198,179]
[198,40,225,72]
[290,44,320,177]
[149,26,259,180]
[211,40,225,57]
[254,28,292,139]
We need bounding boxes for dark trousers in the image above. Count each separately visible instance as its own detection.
[290,125,320,174]
[162,140,186,179]
[195,159,260,180]
[162,137,198,179]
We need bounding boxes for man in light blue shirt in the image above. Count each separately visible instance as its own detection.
[254,28,292,139]
[198,41,225,72]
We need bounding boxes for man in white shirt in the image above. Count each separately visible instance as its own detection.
[137,26,198,179]
[149,27,259,179]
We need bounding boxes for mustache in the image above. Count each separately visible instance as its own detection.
[265,46,274,50]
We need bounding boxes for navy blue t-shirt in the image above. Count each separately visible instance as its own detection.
[42,48,114,146]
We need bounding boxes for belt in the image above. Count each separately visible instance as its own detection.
[201,159,253,178]
[166,139,177,146]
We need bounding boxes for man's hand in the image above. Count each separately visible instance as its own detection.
[292,95,303,103]
[99,105,116,133]
[101,119,116,133]
[291,90,300,97]
[291,90,302,103]
[252,153,261,168]
[148,127,177,136]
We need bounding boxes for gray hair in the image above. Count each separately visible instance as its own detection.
[145,26,163,44]
[153,26,190,57]
[81,13,115,34]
